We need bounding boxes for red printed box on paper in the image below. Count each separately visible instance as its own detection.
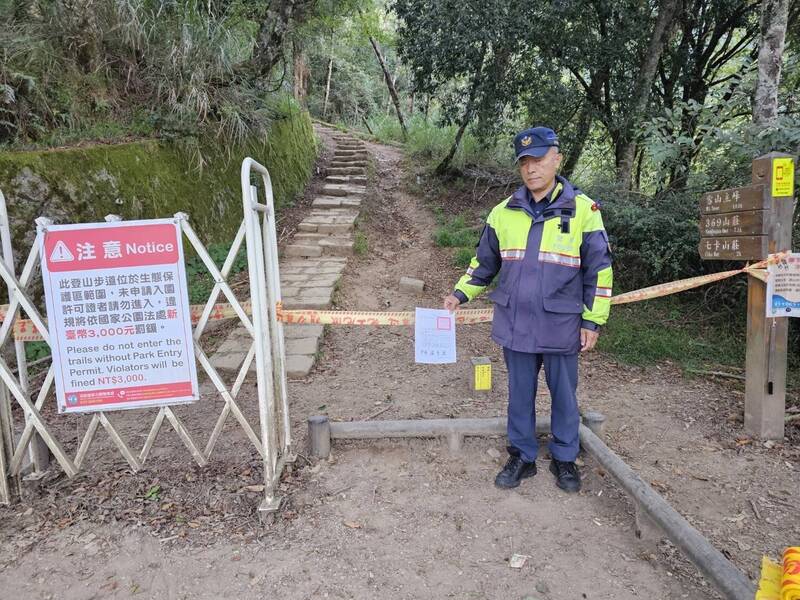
[39,219,199,414]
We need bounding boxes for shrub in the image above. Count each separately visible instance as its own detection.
[433,214,480,248]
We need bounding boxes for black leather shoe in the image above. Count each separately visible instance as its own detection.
[494,454,536,489]
[549,459,581,493]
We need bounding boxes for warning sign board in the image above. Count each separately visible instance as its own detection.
[39,219,199,413]
[772,157,795,198]
[767,253,800,318]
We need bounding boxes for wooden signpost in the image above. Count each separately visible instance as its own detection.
[699,152,796,440]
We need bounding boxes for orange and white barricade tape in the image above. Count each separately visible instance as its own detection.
[0,260,774,341]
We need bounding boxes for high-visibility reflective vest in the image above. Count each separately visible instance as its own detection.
[454,176,612,354]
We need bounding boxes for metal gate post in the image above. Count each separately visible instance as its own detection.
[242,159,282,512]
[256,182,293,458]
[0,383,14,504]
[0,191,50,477]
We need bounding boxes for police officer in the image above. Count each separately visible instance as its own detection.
[443,126,612,492]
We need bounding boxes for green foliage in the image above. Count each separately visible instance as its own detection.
[25,341,50,362]
[433,215,480,248]
[302,2,403,128]
[353,230,368,255]
[598,298,746,370]
[589,186,704,292]
[366,113,506,169]
[143,485,162,502]
[433,213,479,268]
[0,0,315,148]
[184,242,248,304]
[453,247,475,269]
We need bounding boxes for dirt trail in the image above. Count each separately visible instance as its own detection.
[1,129,797,599]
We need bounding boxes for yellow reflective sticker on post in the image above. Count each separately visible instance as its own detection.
[772,157,795,197]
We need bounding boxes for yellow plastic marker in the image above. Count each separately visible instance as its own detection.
[756,547,800,600]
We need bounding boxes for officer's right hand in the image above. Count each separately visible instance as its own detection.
[443,294,461,313]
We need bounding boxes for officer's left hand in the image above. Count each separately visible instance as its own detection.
[580,328,599,352]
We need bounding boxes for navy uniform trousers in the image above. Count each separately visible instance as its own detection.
[503,348,580,463]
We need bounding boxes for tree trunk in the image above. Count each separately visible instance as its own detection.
[561,103,593,180]
[369,36,408,140]
[435,44,487,175]
[323,44,333,119]
[615,0,683,189]
[385,73,397,116]
[292,39,309,103]
[754,0,789,126]
[362,115,374,135]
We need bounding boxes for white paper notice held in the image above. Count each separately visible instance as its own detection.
[415,308,456,364]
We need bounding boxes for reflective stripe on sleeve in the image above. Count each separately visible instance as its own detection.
[596,287,612,298]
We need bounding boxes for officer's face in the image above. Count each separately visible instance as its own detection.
[519,148,562,195]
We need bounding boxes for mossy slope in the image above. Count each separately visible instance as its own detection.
[0,102,316,262]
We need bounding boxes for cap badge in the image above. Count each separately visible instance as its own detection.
[520,135,532,147]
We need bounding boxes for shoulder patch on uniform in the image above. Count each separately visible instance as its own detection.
[575,194,601,210]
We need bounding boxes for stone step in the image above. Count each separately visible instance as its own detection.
[281,274,342,290]
[319,238,354,257]
[284,244,323,258]
[331,154,366,161]
[294,231,353,243]
[284,324,324,340]
[285,336,320,355]
[285,355,314,379]
[298,220,355,234]
[282,296,334,310]
[327,167,366,176]
[326,175,367,185]
[304,212,358,224]
[329,160,367,168]
[321,184,365,197]
[312,197,362,209]
[284,283,334,300]
[334,151,367,158]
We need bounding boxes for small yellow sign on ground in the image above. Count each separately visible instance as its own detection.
[471,357,492,391]
[772,157,795,198]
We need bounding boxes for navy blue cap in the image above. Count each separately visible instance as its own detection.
[513,126,559,161]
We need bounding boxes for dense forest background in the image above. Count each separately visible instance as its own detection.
[1,0,798,373]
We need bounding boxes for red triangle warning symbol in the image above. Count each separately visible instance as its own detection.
[50,240,75,263]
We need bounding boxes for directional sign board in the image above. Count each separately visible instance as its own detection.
[699,184,768,215]
[699,210,768,237]
[699,235,768,261]
[699,184,770,260]
[39,219,199,414]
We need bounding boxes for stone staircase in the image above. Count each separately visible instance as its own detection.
[210,131,368,379]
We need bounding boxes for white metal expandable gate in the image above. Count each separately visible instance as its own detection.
[0,158,293,512]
